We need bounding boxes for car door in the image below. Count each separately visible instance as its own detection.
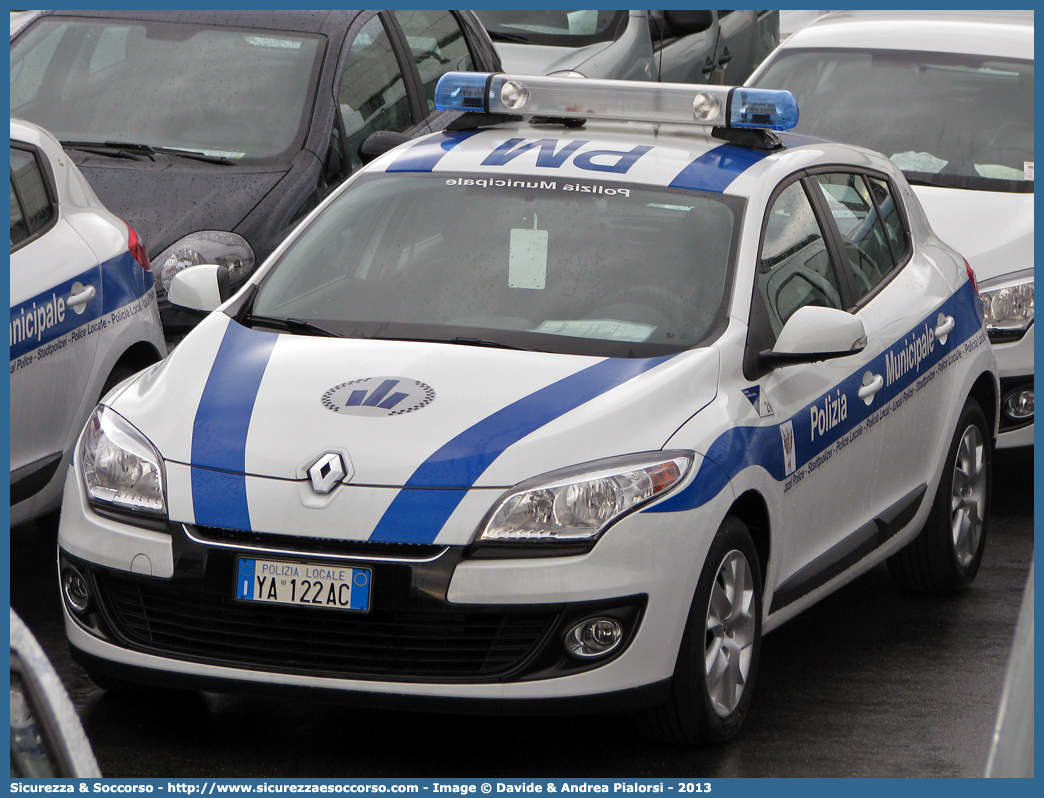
[652,10,719,84]
[390,9,483,127]
[10,141,102,504]
[717,10,780,84]
[808,169,959,524]
[745,175,890,612]
[333,12,431,177]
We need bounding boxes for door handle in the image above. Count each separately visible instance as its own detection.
[67,284,96,308]
[858,373,884,404]
[719,47,733,65]
[935,314,955,341]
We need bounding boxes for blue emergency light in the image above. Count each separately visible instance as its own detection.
[434,72,799,132]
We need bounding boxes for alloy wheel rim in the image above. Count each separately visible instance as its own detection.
[704,549,756,718]
[950,424,987,568]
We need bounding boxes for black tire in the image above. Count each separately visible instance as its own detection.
[887,397,991,594]
[99,362,140,401]
[640,515,763,746]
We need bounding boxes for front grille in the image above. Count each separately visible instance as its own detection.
[186,524,446,561]
[95,571,559,682]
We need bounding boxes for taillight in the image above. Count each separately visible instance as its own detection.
[964,257,979,296]
[124,221,151,271]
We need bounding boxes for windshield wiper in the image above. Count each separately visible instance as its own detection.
[487,30,531,44]
[61,140,234,165]
[449,336,527,350]
[62,140,156,161]
[903,173,954,188]
[243,315,339,337]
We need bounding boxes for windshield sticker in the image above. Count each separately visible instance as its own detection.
[1025,162,1034,180]
[508,227,548,289]
[974,164,1025,181]
[889,151,947,174]
[533,319,655,342]
[444,177,630,197]
[245,36,302,49]
[322,377,435,417]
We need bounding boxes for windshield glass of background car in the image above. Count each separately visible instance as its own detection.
[754,49,1034,193]
[10,18,324,161]
[253,174,741,357]
[475,10,627,47]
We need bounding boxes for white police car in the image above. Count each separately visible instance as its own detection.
[11,119,165,527]
[57,74,998,745]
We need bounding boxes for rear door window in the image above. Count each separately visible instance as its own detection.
[392,10,474,115]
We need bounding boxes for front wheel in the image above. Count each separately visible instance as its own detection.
[641,515,762,746]
[887,397,991,594]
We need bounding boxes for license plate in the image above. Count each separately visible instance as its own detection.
[235,557,371,612]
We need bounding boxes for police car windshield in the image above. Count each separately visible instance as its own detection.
[253,173,741,358]
[753,49,1034,193]
[10,18,323,163]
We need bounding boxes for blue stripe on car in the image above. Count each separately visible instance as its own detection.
[191,320,278,531]
[100,251,152,313]
[369,354,677,543]
[649,281,985,513]
[9,252,152,361]
[386,130,484,173]
[669,144,767,194]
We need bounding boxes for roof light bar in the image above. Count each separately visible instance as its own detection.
[434,73,799,131]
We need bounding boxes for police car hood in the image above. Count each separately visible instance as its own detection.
[116,314,718,488]
[912,185,1033,283]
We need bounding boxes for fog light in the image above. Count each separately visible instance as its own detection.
[1004,388,1034,421]
[565,617,623,659]
[62,568,91,614]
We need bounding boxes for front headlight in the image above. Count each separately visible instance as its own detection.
[79,406,166,517]
[478,451,693,542]
[981,271,1033,338]
[154,231,255,292]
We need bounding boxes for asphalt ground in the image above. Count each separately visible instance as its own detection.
[9,448,1033,778]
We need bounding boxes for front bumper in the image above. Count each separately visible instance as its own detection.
[57,463,719,702]
[992,323,1033,448]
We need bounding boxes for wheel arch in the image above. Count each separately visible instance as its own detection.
[110,341,163,377]
[968,370,999,439]
[727,490,770,588]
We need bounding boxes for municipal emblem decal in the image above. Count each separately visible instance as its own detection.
[780,420,796,476]
[322,377,435,417]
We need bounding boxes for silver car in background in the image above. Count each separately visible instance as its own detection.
[475,10,778,84]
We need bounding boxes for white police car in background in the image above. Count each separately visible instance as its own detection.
[57,74,997,745]
[748,10,1033,448]
[10,119,165,527]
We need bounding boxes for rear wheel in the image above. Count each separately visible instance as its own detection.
[641,515,762,746]
[888,397,991,594]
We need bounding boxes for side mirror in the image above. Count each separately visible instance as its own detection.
[359,130,412,164]
[663,10,714,36]
[760,305,867,369]
[168,264,230,313]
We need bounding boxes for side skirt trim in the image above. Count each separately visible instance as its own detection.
[771,484,927,613]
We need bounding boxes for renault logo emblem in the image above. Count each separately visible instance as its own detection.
[308,453,347,494]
